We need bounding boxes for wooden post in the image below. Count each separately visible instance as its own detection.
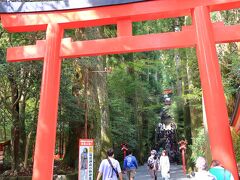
[32,23,63,180]
[193,6,238,179]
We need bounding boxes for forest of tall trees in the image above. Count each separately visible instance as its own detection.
[0,7,239,178]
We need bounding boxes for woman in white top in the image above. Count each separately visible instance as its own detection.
[159,150,170,180]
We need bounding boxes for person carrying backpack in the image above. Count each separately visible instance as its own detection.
[148,150,159,180]
[123,149,138,180]
[97,149,123,180]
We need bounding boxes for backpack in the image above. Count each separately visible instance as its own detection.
[126,156,133,169]
[148,156,157,169]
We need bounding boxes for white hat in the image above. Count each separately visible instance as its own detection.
[151,150,157,155]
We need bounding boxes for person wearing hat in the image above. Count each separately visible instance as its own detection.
[147,150,159,180]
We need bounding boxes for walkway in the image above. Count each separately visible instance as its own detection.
[124,163,189,180]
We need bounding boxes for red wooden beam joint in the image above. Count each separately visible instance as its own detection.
[117,20,132,37]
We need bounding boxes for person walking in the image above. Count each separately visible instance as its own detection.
[147,150,159,180]
[159,150,170,180]
[96,149,123,180]
[193,156,216,180]
[209,160,234,180]
[123,149,138,180]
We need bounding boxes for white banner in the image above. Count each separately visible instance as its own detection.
[79,139,94,180]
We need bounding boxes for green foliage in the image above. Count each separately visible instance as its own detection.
[189,127,207,162]
[168,98,184,136]
[60,61,84,124]
[231,129,240,163]
[108,60,160,156]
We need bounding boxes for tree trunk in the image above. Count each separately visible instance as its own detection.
[183,100,192,145]
[3,115,6,141]
[8,75,20,170]
[84,27,112,169]
[183,50,192,145]
[64,120,84,168]
[202,96,211,164]
[63,63,85,169]
[95,61,112,155]
[19,94,27,161]
[24,132,32,168]
[174,51,185,137]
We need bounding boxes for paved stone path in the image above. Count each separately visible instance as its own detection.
[123,163,189,180]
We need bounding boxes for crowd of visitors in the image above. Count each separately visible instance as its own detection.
[156,122,179,163]
[96,148,171,180]
[96,148,138,180]
[96,147,234,180]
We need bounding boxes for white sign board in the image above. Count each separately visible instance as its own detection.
[79,139,94,180]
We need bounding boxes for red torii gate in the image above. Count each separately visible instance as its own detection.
[1,0,240,179]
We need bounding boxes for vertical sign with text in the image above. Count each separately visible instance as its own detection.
[79,139,94,180]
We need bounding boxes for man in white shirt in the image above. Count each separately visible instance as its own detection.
[97,149,123,180]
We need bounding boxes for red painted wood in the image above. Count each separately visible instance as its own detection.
[32,23,63,180]
[181,150,186,174]
[2,0,240,179]
[6,23,240,62]
[117,20,132,37]
[1,0,240,32]
[193,6,238,179]
[7,40,46,62]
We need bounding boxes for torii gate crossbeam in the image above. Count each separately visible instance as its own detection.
[1,0,240,179]
[6,22,240,62]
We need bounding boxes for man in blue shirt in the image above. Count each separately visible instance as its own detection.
[123,149,138,180]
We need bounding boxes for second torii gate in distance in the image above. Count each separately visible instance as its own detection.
[1,0,240,179]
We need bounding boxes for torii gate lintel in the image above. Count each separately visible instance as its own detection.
[6,22,240,62]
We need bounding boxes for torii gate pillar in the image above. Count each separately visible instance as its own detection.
[193,6,238,179]
[32,23,63,180]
